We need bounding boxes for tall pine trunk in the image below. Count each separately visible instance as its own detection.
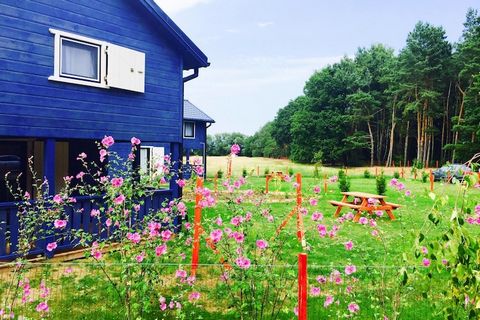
[367,121,374,167]
[404,120,410,165]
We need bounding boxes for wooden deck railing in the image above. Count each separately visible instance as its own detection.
[0,189,172,261]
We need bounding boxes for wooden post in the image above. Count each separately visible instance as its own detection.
[191,178,203,277]
[265,174,271,194]
[414,170,417,180]
[298,253,308,320]
[429,170,434,192]
[257,165,259,177]
[400,167,404,179]
[214,174,218,195]
[375,167,378,177]
[227,157,232,178]
[435,160,439,168]
[392,160,395,168]
[407,160,410,167]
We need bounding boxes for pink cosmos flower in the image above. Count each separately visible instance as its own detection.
[195,166,204,176]
[177,202,187,215]
[310,286,321,296]
[106,218,112,227]
[235,256,251,269]
[188,291,201,302]
[161,230,173,242]
[358,217,368,225]
[53,194,63,204]
[324,295,334,307]
[77,152,87,160]
[127,232,141,244]
[54,219,67,229]
[442,259,448,265]
[421,246,428,255]
[114,194,125,205]
[176,179,186,188]
[233,232,245,243]
[316,275,327,283]
[345,264,357,275]
[256,239,268,249]
[210,229,223,243]
[155,244,167,256]
[313,186,321,193]
[245,212,252,221]
[99,149,107,162]
[111,177,124,188]
[101,135,115,148]
[405,190,411,196]
[344,212,354,220]
[375,210,384,217]
[46,242,57,252]
[136,252,145,263]
[131,137,141,145]
[348,302,360,313]
[230,144,241,155]
[389,178,398,186]
[76,171,85,179]
[311,211,324,221]
[24,191,31,200]
[176,269,187,278]
[231,216,243,227]
[422,258,431,267]
[344,240,353,251]
[64,267,73,274]
[36,301,49,313]
[309,198,318,206]
[329,175,338,183]
[371,229,379,237]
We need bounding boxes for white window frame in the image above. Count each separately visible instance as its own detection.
[183,121,195,139]
[140,146,165,177]
[49,28,109,89]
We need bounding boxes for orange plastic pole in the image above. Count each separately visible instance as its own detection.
[298,253,308,320]
[214,174,218,195]
[257,165,259,177]
[296,173,304,244]
[265,175,271,194]
[400,168,404,179]
[429,170,434,192]
[191,178,203,276]
[227,157,232,178]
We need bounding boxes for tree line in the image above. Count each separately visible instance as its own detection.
[207,9,480,166]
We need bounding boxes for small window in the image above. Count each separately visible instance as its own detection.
[184,122,195,139]
[140,146,165,176]
[60,38,100,82]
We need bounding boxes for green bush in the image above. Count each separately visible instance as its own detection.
[421,171,429,183]
[393,171,400,179]
[376,172,386,195]
[216,169,223,179]
[288,167,294,176]
[338,169,350,192]
[264,167,270,176]
[363,170,371,178]
[242,168,247,178]
[313,164,320,179]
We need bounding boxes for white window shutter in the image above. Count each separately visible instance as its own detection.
[107,44,145,93]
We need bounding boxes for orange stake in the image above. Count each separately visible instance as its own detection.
[429,170,434,192]
[323,174,328,194]
[265,174,271,194]
[296,173,305,245]
[191,178,203,276]
[298,253,308,320]
[214,174,218,195]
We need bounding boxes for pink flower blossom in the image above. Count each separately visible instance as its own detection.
[77,152,87,160]
[76,171,85,179]
[176,269,187,278]
[329,175,338,183]
[176,179,186,188]
[345,264,357,275]
[348,302,360,313]
[54,219,67,229]
[310,286,321,296]
[311,211,324,221]
[233,232,245,243]
[344,240,354,251]
[111,177,124,188]
[106,218,112,227]
[99,149,107,162]
[131,137,141,145]
[231,215,244,227]
[324,295,334,307]
[316,275,327,283]
[101,135,115,148]
[46,242,57,252]
[114,194,125,205]
[442,259,448,265]
[405,190,411,196]
[127,232,141,244]
[344,212,354,220]
[230,144,241,155]
[24,191,31,200]
[358,217,368,225]
[210,229,223,243]
[155,244,167,256]
[422,258,431,267]
[136,252,145,263]
[313,186,321,193]
[161,230,173,242]
[188,291,201,302]
[309,198,318,206]
[256,239,268,249]
[195,166,204,176]
[371,229,379,237]
[421,246,428,255]
[36,301,49,313]
[235,256,251,269]
[53,194,63,204]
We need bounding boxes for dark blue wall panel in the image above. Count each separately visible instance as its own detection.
[0,0,184,143]
[183,121,207,151]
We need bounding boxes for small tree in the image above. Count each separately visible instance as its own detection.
[338,169,350,192]
[376,171,387,195]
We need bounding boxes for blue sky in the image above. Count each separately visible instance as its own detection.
[155,0,479,135]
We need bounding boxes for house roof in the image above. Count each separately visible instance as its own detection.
[139,0,209,70]
[184,100,215,123]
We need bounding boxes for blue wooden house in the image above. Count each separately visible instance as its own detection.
[183,100,215,178]
[0,0,209,259]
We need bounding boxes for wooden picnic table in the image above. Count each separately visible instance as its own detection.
[329,191,400,222]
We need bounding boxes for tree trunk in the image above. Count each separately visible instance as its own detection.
[404,120,410,165]
[367,121,374,167]
[452,85,466,163]
[441,81,452,162]
[386,96,397,167]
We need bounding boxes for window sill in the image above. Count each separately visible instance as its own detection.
[48,75,109,89]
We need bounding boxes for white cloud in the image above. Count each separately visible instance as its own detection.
[153,0,211,15]
[257,21,274,28]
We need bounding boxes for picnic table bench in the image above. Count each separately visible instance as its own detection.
[329,191,401,222]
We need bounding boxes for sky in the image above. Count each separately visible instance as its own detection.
[155,0,479,135]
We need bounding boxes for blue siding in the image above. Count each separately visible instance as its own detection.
[183,121,207,150]
[0,0,185,143]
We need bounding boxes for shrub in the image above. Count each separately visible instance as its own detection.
[217,169,224,179]
[376,172,386,195]
[363,170,371,178]
[242,168,247,178]
[313,164,320,179]
[288,167,294,176]
[264,167,270,176]
[393,171,400,179]
[421,171,429,183]
[338,169,350,192]
[412,159,424,169]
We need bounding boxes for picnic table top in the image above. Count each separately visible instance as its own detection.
[341,191,387,199]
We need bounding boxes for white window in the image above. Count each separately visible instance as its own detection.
[49,29,145,92]
[140,146,165,175]
[183,122,195,139]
